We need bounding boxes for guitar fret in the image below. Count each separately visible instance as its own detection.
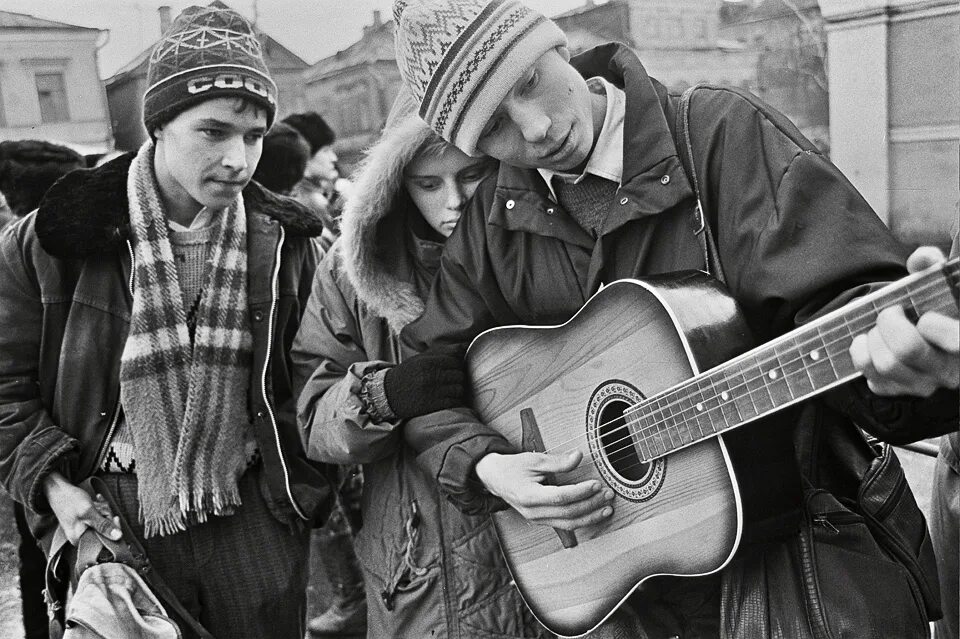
[652,396,669,456]
[728,358,759,423]
[742,353,776,415]
[717,375,742,428]
[774,336,814,399]
[689,378,710,439]
[633,411,652,461]
[677,392,698,446]
[661,394,678,449]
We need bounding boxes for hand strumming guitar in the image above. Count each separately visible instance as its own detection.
[474,449,615,530]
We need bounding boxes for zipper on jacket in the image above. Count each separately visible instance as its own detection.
[93,240,136,471]
[812,511,863,534]
[261,225,308,521]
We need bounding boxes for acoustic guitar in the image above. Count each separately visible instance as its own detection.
[465,258,959,638]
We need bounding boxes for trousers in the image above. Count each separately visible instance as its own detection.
[98,467,310,639]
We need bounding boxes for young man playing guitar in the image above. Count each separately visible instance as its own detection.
[382,1,959,636]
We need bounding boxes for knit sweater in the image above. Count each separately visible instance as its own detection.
[100,221,261,474]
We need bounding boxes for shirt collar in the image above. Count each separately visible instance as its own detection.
[538,76,626,200]
[168,205,220,232]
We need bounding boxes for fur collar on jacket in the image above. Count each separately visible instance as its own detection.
[338,98,438,332]
[35,152,325,259]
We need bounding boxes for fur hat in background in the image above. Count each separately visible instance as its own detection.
[392,0,566,155]
[0,140,85,217]
[281,112,336,155]
[143,5,277,135]
[253,122,311,194]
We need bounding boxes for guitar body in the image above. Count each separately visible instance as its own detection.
[467,273,756,637]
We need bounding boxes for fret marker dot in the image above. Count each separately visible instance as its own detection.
[720,391,730,401]
[810,350,821,361]
[768,370,778,380]
[696,403,704,411]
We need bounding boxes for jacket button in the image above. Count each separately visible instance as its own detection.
[253,310,264,322]
[619,197,629,205]
[546,207,555,215]
[256,410,265,420]
[660,175,670,185]
[505,199,515,209]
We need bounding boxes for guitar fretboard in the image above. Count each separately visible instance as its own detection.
[627,259,959,461]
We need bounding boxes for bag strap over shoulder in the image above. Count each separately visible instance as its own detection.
[675,86,727,285]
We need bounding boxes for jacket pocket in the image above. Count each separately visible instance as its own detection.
[858,444,942,619]
[798,489,928,639]
[451,516,549,639]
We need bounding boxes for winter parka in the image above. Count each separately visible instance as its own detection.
[0,153,333,541]
[291,104,548,638]
[398,44,959,538]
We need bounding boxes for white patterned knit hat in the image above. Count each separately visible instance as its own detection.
[393,0,567,156]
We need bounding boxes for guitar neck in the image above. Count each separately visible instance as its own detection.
[631,258,960,461]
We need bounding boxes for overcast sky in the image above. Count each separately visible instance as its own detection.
[3,0,599,78]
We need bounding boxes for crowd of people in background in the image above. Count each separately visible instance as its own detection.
[0,2,956,639]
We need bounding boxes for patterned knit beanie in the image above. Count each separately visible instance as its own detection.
[393,0,567,156]
[143,6,277,135]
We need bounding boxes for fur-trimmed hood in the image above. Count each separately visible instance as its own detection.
[35,152,326,259]
[338,94,439,332]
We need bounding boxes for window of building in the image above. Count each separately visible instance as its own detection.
[36,72,70,123]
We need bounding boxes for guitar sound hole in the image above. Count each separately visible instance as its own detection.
[598,400,649,482]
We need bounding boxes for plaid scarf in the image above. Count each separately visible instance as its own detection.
[120,141,253,538]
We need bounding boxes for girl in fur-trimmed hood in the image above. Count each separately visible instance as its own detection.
[291,97,548,637]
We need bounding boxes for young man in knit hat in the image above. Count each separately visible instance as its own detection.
[389,0,959,636]
[0,6,330,638]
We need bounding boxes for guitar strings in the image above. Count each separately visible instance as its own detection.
[564,292,956,480]
[537,288,955,483]
[537,279,953,458]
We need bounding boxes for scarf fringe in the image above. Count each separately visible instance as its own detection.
[142,485,245,539]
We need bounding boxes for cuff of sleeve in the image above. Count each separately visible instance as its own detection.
[360,368,396,423]
[439,435,516,516]
[842,380,959,445]
[26,430,81,514]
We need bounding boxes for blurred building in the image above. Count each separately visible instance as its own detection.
[0,10,113,151]
[105,1,309,151]
[552,0,632,54]
[822,0,959,249]
[308,1,759,174]
[302,10,399,170]
[720,0,828,151]
[626,0,758,98]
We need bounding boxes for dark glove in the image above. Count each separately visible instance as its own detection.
[382,352,465,419]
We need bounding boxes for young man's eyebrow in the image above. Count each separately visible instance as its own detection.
[194,118,266,134]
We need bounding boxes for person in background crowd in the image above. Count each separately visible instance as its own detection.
[0,140,84,219]
[253,121,312,196]
[284,111,344,251]
[282,110,367,636]
[388,0,959,637]
[0,139,84,639]
[291,92,549,638]
[0,7,331,638]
